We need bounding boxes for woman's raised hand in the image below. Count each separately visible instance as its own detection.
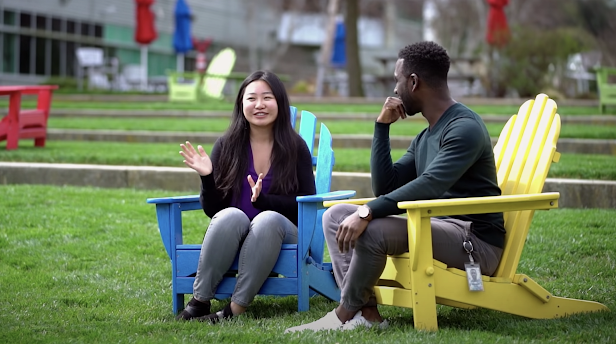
[247,173,264,202]
[180,141,213,176]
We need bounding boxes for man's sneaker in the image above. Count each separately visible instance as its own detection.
[284,309,344,333]
[341,310,389,330]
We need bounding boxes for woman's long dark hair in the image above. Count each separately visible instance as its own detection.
[214,70,301,200]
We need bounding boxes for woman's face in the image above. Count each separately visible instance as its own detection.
[242,80,278,129]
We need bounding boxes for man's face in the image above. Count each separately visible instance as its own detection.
[394,59,418,116]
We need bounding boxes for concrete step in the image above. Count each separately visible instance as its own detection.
[46,108,616,125]
[46,129,616,155]
[46,94,601,107]
[1,162,614,209]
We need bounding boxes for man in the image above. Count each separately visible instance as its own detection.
[285,41,505,332]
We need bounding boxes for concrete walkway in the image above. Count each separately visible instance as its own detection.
[1,162,614,209]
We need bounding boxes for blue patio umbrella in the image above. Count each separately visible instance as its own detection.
[173,0,193,72]
[330,19,346,68]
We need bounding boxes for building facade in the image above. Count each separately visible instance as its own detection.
[0,0,280,85]
[0,0,421,92]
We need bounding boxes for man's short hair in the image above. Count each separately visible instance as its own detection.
[398,41,450,88]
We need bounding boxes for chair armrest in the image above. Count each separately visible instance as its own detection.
[146,195,200,204]
[398,192,559,272]
[296,190,356,203]
[323,197,375,207]
[397,192,560,217]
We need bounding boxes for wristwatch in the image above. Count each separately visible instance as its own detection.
[357,205,373,221]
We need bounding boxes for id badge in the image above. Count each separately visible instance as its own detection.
[465,262,484,292]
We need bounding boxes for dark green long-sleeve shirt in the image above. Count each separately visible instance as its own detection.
[367,103,506,248]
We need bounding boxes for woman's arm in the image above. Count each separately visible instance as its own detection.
[199,138,231,218]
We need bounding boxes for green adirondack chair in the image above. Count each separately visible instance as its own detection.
[167,47,237,102]
[595,67,616,114]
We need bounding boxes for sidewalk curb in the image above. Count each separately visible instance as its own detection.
[1,162,614,209]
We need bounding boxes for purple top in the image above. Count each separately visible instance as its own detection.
[231,144,272,220]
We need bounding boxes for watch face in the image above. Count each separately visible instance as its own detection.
[359,206,369,218]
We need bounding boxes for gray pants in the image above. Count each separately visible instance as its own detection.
[193,207,298,308]
[324,204,503,312]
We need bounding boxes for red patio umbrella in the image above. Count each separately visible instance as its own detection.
[135,0,157,45]
[135,0,158,90]
[486,0,510,47]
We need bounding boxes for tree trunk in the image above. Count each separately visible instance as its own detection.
[344,0,364,97]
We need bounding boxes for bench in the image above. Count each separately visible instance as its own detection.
[596,67,616,114]
[0,85,58,150]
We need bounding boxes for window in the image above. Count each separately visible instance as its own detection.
[51,39,61,75]
[80,22,90,36]
[36,15,47,30]
[2,33,16,73]
[51,17,63,32]
[3,10,16,26]
[19,35,32,74]
[66,41,76,76]
[67,20,76,34]
[35,37,46,75]
[94,24,103,38]
[20,12,32,29]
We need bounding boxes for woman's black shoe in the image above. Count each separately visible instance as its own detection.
[175,298,211,320]
[196,303,233,323]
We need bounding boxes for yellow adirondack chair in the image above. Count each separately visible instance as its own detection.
[324,94,609,331]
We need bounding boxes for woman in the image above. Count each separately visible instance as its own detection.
[176,71,316,323]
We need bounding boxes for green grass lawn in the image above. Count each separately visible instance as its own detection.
[2,140,616,180]
[47,117,616,140]
[4,98,616,115]
[0,184,614,343]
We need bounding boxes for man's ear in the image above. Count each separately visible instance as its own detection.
[409,73,418,91]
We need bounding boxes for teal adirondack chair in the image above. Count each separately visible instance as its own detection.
[147,107,354,313]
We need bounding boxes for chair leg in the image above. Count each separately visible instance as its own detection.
[409,214,439,331]
[173,292,184,315]
[298,261,310,311]
[34,136,46,147]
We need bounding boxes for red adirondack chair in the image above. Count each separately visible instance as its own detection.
[0,85,58,150]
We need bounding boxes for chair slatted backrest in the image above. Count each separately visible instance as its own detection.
[201,48,237,99]
[299,110,334,264]
[492,94,561,279]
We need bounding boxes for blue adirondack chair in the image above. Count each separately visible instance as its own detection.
[147,107,355,313]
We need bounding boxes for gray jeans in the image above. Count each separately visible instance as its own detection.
[324,203,503,312]
[193,207,298,307]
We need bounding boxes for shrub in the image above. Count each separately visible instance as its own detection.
[491,26,595,97]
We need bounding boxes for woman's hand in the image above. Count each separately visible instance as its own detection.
[180,141,212,176]
[247,173,264,202]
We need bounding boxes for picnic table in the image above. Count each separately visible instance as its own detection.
[0,85,58,150]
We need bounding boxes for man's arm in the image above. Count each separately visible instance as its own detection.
[367,118,485,218]
[371,122,418,196]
